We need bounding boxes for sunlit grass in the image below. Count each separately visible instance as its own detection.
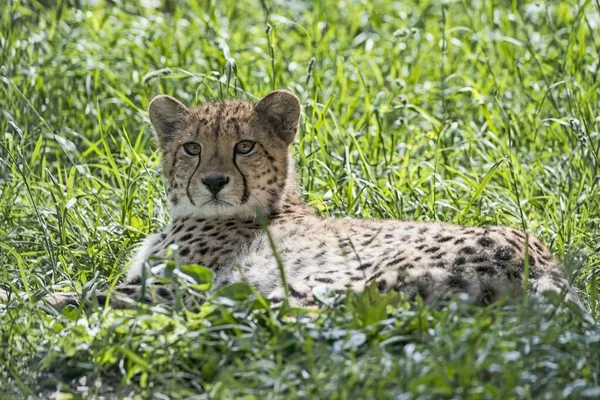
[1,0,599,398]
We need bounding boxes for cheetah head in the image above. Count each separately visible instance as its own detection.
[148,90,300,219]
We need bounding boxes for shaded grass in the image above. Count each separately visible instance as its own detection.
[0,0,599,398]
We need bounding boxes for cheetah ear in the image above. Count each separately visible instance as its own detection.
[148,95,189,146]
[254,90,300,145]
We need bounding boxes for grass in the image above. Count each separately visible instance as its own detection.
[1,0,599,398]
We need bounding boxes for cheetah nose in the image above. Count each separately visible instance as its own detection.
[202,173,230,195]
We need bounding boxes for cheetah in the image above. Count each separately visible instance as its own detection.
[2,90,579,309]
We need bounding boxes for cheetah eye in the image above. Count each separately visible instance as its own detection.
[182,142,201,156]
[235,140,255,155]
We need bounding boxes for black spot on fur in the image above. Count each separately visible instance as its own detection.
[472,256,487,263]
[506,238,521,250]
[424,246,440,254]
[460,246,476,255]
[180,247,191,257]
[173,224,184,234]
[477,237,495,247]
[315,277,334,284]
[289,285,307,299]
[511,229,526,240]
[454,238,466,245]
[453,257,467,266]
[367,271,384,283]
[377,279,388,292]
[439,236,453,243]
[416,244,427,251]
[116,286,137,295]
[128,276,142,285]
[202,225,214,232]
[357,263,372,271]
[315,250,327,259]
[180,233,193,241]
[475,264,495,274]
[494,246,514,261]
[65,298,80,307]
[386,255,407,267]
[528,255,537,266]
[446,275,468,290]
[95,294,108,305]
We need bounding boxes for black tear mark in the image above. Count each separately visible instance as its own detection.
[186,156,202,206]
[232,152,249,204]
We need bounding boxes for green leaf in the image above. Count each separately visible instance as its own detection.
[213,282,254,301]
[177,265,214,291]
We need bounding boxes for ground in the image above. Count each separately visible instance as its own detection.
[0,0,599,398]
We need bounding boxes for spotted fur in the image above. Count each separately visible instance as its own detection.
[5,90,579,309]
